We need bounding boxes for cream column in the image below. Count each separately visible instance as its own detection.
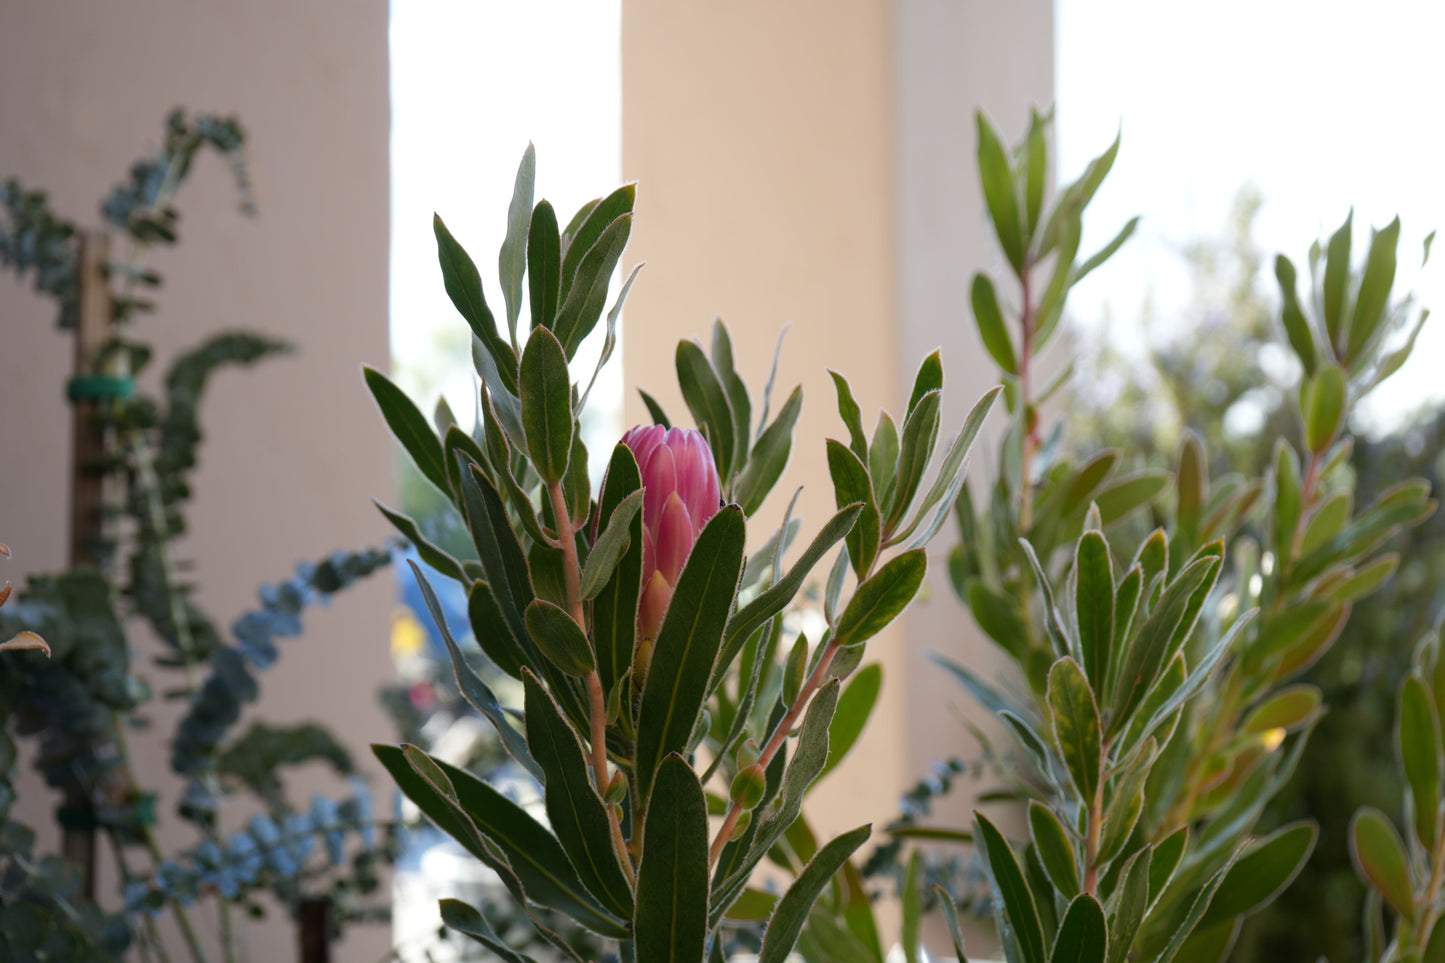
[623,0,1054,951]
[621,0,907,851]
[0,3,393,960]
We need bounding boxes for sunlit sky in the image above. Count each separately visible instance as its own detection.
[391,1,1444,439]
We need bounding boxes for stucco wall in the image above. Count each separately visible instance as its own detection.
[0,3,394,959]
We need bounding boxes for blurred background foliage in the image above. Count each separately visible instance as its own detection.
[1070,186,1445,962]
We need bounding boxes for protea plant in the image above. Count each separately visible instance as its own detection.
[367,145,997,962]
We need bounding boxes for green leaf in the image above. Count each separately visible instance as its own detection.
[887,389,942,532]
[374,501,464,583]
[677,339,738,478]
[1049,894,1106,963]
[593,445,645,696]
[902,849,924,963]
[1323,211,1354,353]
[831,371,870,465]
[554,214,631,359]
[1303,362,1346,454]
[561,184,635,289]
[711,321,752,472]
[833,550,928,648]
[893,385,1003,552]
[529,200,562,330]
[1024,109,1048,236]
[1150,827,1189,906]
[581,490,644,600]
[718,503,863,690]
[439,899,538,963]
[736,385,803,516]
[1049,658,1101,804]
[1094,471,1168,526]
[1240,684,1321,737]
[1274,255,1318,376]
[364,366,448,494]
[636,507,746,800]
[907,349,944,417]
[976,813,1047,963]
[435,214,516,393]
[976,112,1026,274]
[499,143,535,342]
[1347,216,1401,362]
[1029,801,1079,898]
[971,274,1017,374]
[827,440,881,579]
[1110,554,1221,737]
[822,664,882,779]
[1108,848,1151,963]
[967,582,1031,660]
[936,885,971,962]
[523,672,633,919]
[758,825,872,963]
[468,580,528,680]
[1075,531,1114,686]
[869,411,901,509]
[636,754,709,963]
[1424,915,1445,963]
[1400,672,1442,848]
[519,326,574,485]
[1154,854,1240,963]
[526,600,595,676]
[374,744,627,937]
[409,561,541,781]
[1198,822,1316,928]
[460,464,535,659]
[1350,807,1416,922]
[1073,216,1139,285]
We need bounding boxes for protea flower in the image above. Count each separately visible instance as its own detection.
[621,426,721,667]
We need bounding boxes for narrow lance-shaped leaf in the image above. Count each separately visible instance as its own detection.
[523,671,634,919]
[364,366,448,494]
[409,561,541,781]
[831,370,870,464]
[526,600,595,677]
[636,507,746,800]
[1323,211,1353,353]
[971,274,1018,375]
[976,111,1026,274]
[677,339,738,478]
[757,825,872,963]
[833,550,927,648]
[1274,255,1318,376]
[529,200,562,330]
[1029,801,1080,898]
[580,489,643,600]
[1074,530,1114,686]
[1049,894,1106,963]
[1399,673,1442,849]
[499,143,535,342]
[635,754,709,963]
[1350,808,1415,923]
[1048,658,1101,804]
[828,440,880,580]
[975,813,1047,963]
[519,325,574,485]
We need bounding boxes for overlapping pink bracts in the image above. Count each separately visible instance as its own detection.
[621,425,721,642]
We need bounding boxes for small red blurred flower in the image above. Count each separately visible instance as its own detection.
[621,426,721,651]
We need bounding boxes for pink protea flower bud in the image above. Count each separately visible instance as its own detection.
[621,425,721,653]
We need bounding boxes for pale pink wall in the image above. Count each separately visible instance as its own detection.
[0,2,395,960]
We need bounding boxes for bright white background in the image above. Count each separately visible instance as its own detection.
[1056,0,1445,431]
[389,0,623,461]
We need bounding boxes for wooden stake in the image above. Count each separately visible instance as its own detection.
[63,229,112,898]
[299,897,333,963]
